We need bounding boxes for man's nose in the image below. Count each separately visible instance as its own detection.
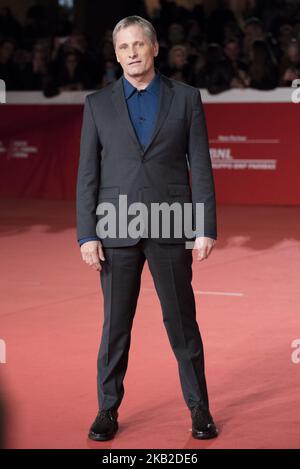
[128,47,138,58]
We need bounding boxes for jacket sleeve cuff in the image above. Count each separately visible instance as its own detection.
[78,236,99,246]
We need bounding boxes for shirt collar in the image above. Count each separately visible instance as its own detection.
[122,69,160,100]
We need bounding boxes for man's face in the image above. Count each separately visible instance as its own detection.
[225,41,240,61]
[115,25,159,78]
[245,24,264,41]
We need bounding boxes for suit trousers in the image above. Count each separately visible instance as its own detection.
[97,238,209,411]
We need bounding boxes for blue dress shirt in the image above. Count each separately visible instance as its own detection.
[78,72,161,246]
[122,71,160,150]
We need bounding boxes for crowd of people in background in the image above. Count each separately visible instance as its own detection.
[1,0,300,96]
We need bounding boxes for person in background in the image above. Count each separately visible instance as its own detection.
[166,44,191,83]
[224,38,250,89]
[0,39,19,90]
[279,39,300,86]
[44,50,92,97]
[19,41,49,90]
[203,43,235,94]
[248,39,279,90]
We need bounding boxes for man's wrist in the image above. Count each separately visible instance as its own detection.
[195,234,217,240]
[78,236,99,247]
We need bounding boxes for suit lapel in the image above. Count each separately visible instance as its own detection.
[111,73,174,156]
[111,77,143,151]
[143,74,174,156]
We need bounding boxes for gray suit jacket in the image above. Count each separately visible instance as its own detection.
[76,73,217,247]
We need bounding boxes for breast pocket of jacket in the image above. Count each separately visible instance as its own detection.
[167,183,191,201]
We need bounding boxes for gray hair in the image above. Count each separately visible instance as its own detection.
[112,15,157,48]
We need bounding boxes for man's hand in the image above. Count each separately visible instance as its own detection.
[194,236,216,261]
[80,240,105,271]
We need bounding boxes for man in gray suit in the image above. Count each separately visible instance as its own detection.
[76,15,218,441]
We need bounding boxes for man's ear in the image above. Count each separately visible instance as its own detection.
[154,41,159,57]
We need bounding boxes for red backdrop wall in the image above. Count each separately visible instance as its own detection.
[0,90,299,205]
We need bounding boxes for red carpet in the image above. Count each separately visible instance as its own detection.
[1,197,300,449]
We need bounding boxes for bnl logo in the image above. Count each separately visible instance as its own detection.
[0,339,6,363]
[0,79,6,104]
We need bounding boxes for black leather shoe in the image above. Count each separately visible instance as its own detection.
[88,409,119,441]
[191,404,218,439]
